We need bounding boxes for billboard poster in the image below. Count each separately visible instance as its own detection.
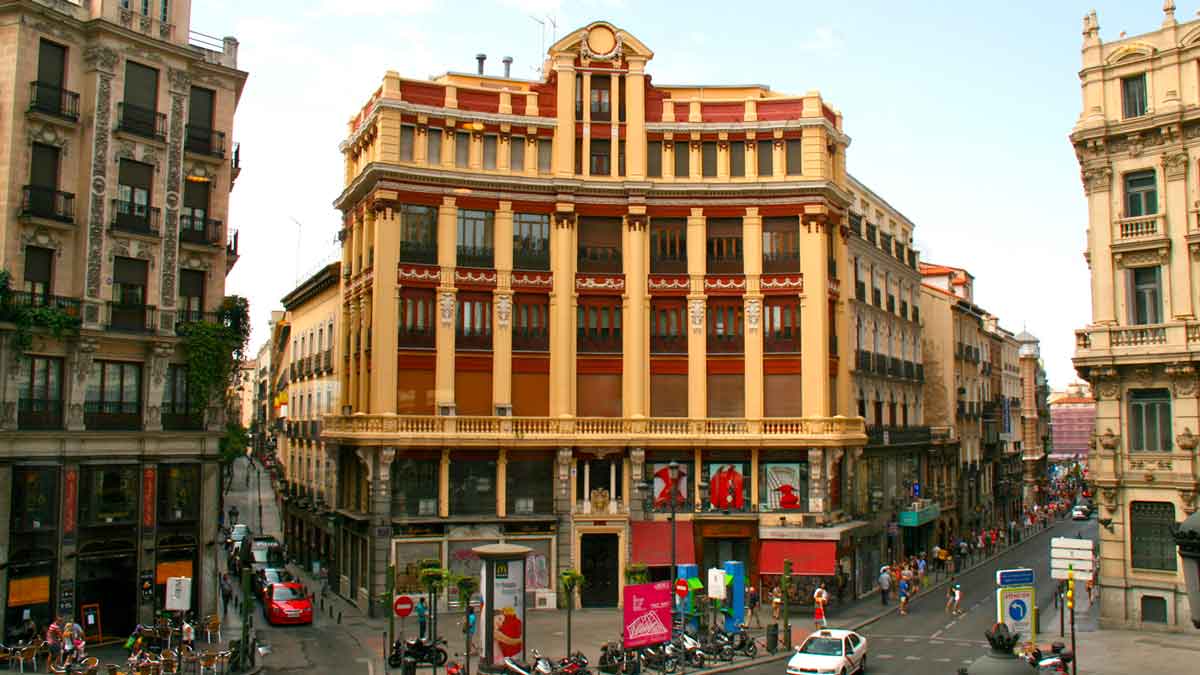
[651,463,688,509]
[706,462,747,510]
[623,581,672,648]
[490,559,525,665]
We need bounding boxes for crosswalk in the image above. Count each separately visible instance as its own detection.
[869,635,980,666]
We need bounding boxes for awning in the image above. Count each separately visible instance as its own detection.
[759,540,836,576]
[631,520,696,566]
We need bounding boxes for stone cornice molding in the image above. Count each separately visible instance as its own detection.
[647,118,849,146]
[340,99,558,153]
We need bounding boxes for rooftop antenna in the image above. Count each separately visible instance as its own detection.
[289,216,304,285]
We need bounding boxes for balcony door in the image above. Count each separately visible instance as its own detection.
[23,246,53,298]
[123,61,159,135]
[112,257,148,330]
[187,86,215,154]
[28,143,60,218]
[181,181,209,243]
[179,269,204,322]
[116,159,154,231]
[35,39,66,116]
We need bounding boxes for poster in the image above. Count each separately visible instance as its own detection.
[706,463,747,510]
[490,559,524,665]
[165,577,192,611]
[623,581,672,648]
[651,463,688,509]
[760,462,807,510]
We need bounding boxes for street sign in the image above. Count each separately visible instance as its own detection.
[996,568,1035,587]
[674,578,690,598]
[1051,558,1094,572]
[393,595,414,618]
[996,586,1035,639]
[1051,547,1093,561]
[1051,537,1093,550]
[707,568,727,600]
[1051,568,1093,581]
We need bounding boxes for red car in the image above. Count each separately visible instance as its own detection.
[263,582,313,625]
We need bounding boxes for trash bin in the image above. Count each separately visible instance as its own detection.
[766,623,779,654]
[402,656,417,675]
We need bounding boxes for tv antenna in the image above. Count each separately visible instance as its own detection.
[530,14,558,76]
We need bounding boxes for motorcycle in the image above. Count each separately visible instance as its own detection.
[503,649,555,675]
[682,628,732,662]
[597,641,634,675]
[668,631,705,669]
[556,651,591,675]
[389,636,449,668]
[635,642,678,673]
[1024,643,1073,674]
[711,624,757,658]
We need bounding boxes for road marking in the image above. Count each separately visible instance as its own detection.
[929,640,943,645]
[877,654,894,660]
[931,630,944,639]
[935,658,951,662]
[904,638,918,643]
[905,655,922,661]
[356,657,375,675]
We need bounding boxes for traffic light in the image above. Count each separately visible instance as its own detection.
[1067,572,1075,611]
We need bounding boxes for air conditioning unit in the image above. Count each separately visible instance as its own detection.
[534,590,557,609]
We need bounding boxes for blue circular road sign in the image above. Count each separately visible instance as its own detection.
[1008,599,1028,622]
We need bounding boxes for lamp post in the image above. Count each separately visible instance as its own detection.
[1174,509,1200,629]
[669,460,679,617]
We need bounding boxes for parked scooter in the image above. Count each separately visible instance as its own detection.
[635,642,678,673]
[503,649,555,675]
[556,651,591,675]
[682,628,732,662]
[669,631,705,669]
[711,623,757,658]
[389,636,449,667]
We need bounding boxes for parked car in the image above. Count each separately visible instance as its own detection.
[786,629,868,675]
[227,524,251,551]
[263,582,313,625]
[1072,506,1089,520]
[256,567,295,601]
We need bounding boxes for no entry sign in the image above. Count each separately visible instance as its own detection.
[675,578,689,597]
[394,595,414,618]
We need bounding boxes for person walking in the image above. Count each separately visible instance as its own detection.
[181,616,195,651]
[46,617,63,669]
[898,577,910,616]
[220,573,233,616]
[416,597,429,639]
[462,606,478,655]
[945,581,956,614]
[951,583,963,615]
[771,586,783,621]
[813,593,827,630]
[877,567,891,605]
[746,586,762,627]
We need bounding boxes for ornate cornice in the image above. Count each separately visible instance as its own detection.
[340,98,558,153]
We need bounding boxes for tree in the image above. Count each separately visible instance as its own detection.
[560,569,585,657]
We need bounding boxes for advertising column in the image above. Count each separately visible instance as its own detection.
[475,543,530,672]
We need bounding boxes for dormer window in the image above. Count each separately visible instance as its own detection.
[1122,74,1147,119]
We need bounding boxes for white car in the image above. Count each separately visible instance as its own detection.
[1072,506,1089,520]
[786,629,868,675]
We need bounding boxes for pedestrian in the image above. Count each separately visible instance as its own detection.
[46,616,63,668]
[182,616,195,651]
[220,573,233,616]
[898,577,910,615]
[319,565,330,597]
[812,582,829,610]
[771,586,783,621]
[746,586,762,627]
[877,567,891,606]
[951,583,963,615]
[917,555,927,589]
[945,582,956,614]
[813,593,827,630]
[416,597,429,639]
[462,606,478,655]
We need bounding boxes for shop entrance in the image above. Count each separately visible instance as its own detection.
[701,538,750,574]
[580,533,618,607]
[77,553,137,642]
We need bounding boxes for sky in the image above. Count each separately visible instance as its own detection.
[194,0,1176,388]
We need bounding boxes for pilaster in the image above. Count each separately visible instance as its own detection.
[553,55,576,178]
[624,213,648,417]
[66,337,99,431]
[686,208,707,418]
[549,210,576,416]
[494,202,514,410]
[436,199,458,413]
[0,335,21,431]
[625,58,647,180]
[497,448,508,517]
[800,209,831,416]
[808,448,826,513]
[1083,166,1115,323]
[370,202,400,413]
[0,464,9,637]
[370,447,396,618]
[357,296,371,411]
[144,340,174,432]
[439,449,451,517]
[346,302,359,411]
[581,72,592,178]
[1163,151,1193,318]
[743,209,764,419]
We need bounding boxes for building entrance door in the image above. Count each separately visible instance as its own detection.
[580,533,618,607]
[77,552,137,642]
[701,538,749,573]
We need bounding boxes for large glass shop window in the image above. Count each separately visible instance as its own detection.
[703,461,749,512]
[759,460,809,511]
[80,466,138,525]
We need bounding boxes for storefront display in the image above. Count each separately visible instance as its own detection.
[704,462,747,511]
[650,462,688,510]
[759,461,808,511]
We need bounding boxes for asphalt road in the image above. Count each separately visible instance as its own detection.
[738,516,1098,675]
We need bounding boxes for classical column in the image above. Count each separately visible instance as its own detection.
[497,448,508,517]
[800,209,831,417]
[371,200,400,413]
[357,296,371,411]
[1163,151,1193,318]
[1082,166,1115,323]
[624,213,648,417]
[687,208,707,418]
[743,209,764,419]
[549,211,576,417]
[436,198,458,413]
[370,447,396,618]
[745,132,758,180]
[625,58,647,180]
[494,202,514,412]
[439,449,451,517]
[346,302,359,411]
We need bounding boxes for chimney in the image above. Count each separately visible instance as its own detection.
[476,53,487,75]
[502,56,513,78]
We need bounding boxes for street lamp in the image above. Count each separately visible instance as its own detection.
[1174,510,1200,629]
[668,460,680,601]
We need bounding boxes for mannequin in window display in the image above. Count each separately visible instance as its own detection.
[653,465,687,509]
[709,465,745,510]
[775,484,802,510]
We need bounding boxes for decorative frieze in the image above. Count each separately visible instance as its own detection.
[398,265,440,284]
[512,270,553,289]
[1080,165,1112,194]
[84,51,116,299]
[576,274,624,292]
[439,291,456,325]
[495,293,512,327]
[688,298,705,333]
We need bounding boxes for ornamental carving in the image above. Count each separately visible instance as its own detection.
[580,24,623,61]
[557,448,573,496]
[85,68,114,298]
[745,297,762,331]
[761,274,803,291]
[439,291,456,325]
[1178,428,1199,451]
[495,294,512,327]
[1162,150,1189,179]
[455,269,498,286]
[73,337,99,384]
[20,228,64,257]
[398,265,441,284]
[576,275,624,292]
[626,214,647,231]
[554,211,576,230]
[1098,428,1120,451]
[1165,362,1197,396]
[1081,165,1112,194]
[512,271,553,289]
[648,275,689,292]
[1100,486,1117,510]
[28,123,69,157]
[1181,488,1198,515]
[83,45,118,72]
[689,298,705,333]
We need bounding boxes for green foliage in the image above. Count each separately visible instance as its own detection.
[451,572,479,601]
[0,269,81,352]
[177,295,250,417]
[560,568,585,592]
[419,562,451,591]
[624,563,649,585]
[219,422,250,464]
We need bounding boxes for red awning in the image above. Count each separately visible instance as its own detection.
[631,520,696,566]
[759,540,836,576]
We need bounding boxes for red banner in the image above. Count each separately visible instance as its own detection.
[63,468,77,535]
[142,467,156,528]
[622,581,672,648]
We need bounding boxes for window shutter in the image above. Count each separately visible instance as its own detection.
[113,257,148,284]
[179,269,204,297]
[119,160,154,188]
[24,247,53,283]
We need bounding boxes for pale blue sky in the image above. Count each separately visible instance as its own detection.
[199,0,1175,388]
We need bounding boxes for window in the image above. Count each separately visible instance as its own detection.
[456,293,492,350]
[158,464,200,524]
[1130,266,1162,325]
[1122,74,1148,119]
[85,361,142,431]
[591,75,611,121]
[757,140,773,176]
[111,257,148,331]
[513,212,550,270]
[590,138,610,175]
[764,296,801,353]
[650,299,686,354]
[122,61,160,138]
[163,365,200,430]
[185,86,215,154]
[577,296,622,353]
[647,140,662,177]
[701,141,717,177]
[707,218,742,273]
[730,141,745,177]
[578,216,622,273]
[513,293,549,351]
[507,456,554,515]
[618,139,626,177]
[10,466,59,533]
[34,39,68,118]
[26,143,63,221]
[427,128,442,164]
[391,458,439,517]
[17,356,63,430]
[510,135,525,171]
[400,125,415,160]
[707,298,744,353]
[455,131,470,167]
[760,460,808,511]
[456,209,494,268]
[707,374,745,417]
[23,246,53,298]
[482,134,498,169]
[575,74,583,120]
[673,140,689,177]
[650,217,686,273]
[537,138,552,173]
[1128,388,1171,452]
[79,466,138,525]
[1130,501,1176,571]
[179,269,204,321]
[449,455,497,516]
[1124,170,1157,217]
[159,0,169,22]
[180,180,210,243]
[399,204,437,264]
[785,139,802,175]
[116,159,154,231]
[762,216,799,273]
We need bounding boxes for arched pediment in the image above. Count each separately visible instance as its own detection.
[1106,41,1156,65]
[1182,24,1200,48]
[548,21,654,61]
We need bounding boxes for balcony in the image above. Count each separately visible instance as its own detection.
[400,241,437,265]
[231,142,241,183]
[578,246,622,274]
[184,125,226,158]
[865,224,877,245]
[324,414,868,448]
[764,330,801,354]
[323,350,333,371]
[650,253,686,274]
[514,328,550,352]
[162,404,204,431]
[866,425,932,446]
[762,251,800,274]
[117,102,167,142]
[650,333,685,355]
[706,250,743,274]
[513,247,550,271]
[916,364,924,381]
[577,329,622,353]
[180,216,223,246]
[28,81,80,121]
[105,303,157,333]
[707,332,743,354]
[855,349,871,372]
[398,327,435,349]
[904,361,915,379]
[110,199,161,236]
[226,229,240,259]
[18,398,63,431]
[175,310,219,334]
[20,186,75,223]
[456,327,492,351]
[1113,213,1166,248]
[84,401,141,431]
[4,291,81,318]
[889,356,901,377]
[456,245,494,269]
[898,499,940,527]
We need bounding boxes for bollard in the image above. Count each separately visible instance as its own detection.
[320,598,325,611]
[338,611,342,624]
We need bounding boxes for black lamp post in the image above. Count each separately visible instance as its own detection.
[669,460,680,601]
[1174,509,1200,629]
